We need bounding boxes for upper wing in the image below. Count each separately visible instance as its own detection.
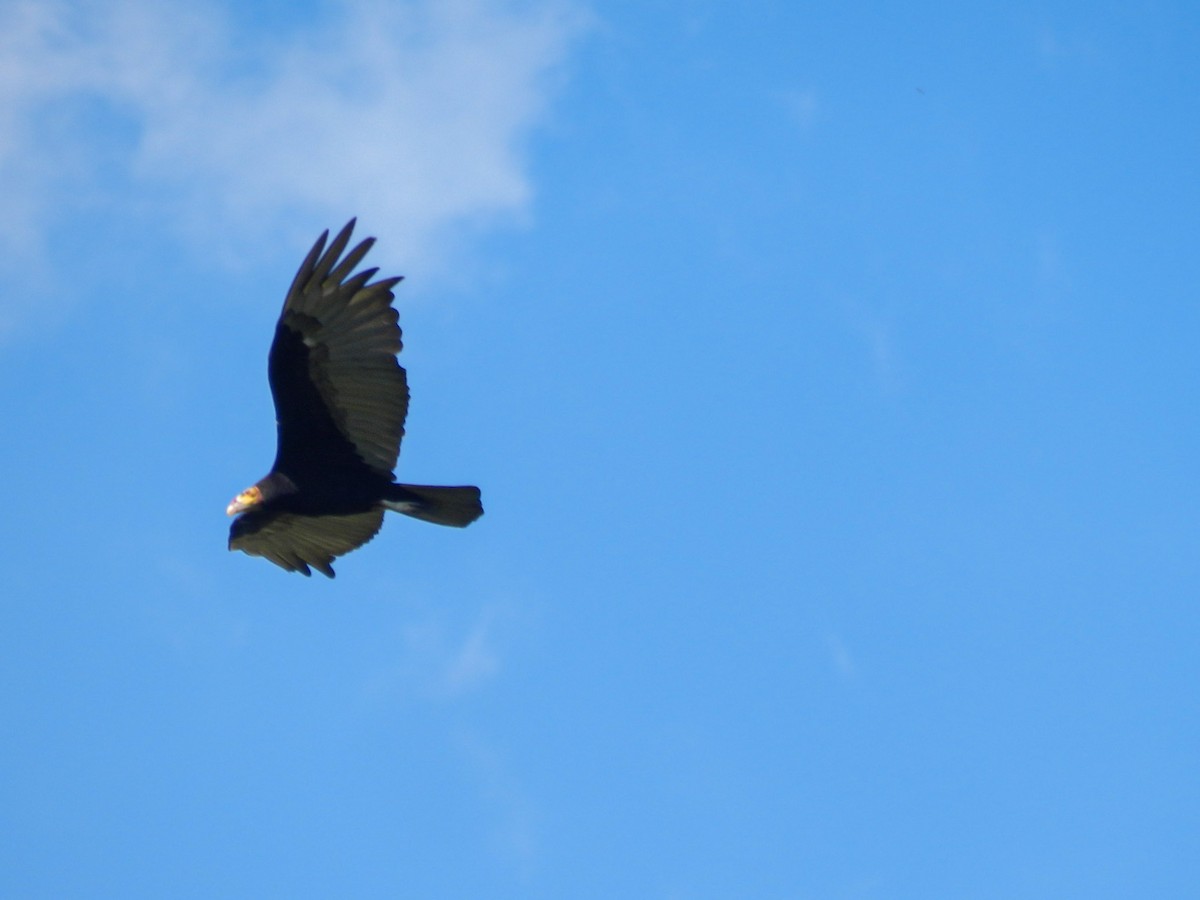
[229,508,386,577]
[268,220,408,479]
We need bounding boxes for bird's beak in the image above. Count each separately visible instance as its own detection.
[226,486,262,516]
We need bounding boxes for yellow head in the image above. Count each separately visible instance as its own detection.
[226,484,264,516]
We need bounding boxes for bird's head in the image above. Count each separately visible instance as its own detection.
[226,484,264,516]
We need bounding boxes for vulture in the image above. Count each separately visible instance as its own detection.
[226,219,483,577]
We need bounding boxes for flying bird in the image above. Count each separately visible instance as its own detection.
[226,220,483,577]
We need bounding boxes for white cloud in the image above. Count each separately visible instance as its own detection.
[841,296,906,395]
[441,609,503,694]
[0,0,588,301]
[780,86,819,129]
[824,631,856,679]
[455,729,540,876]
[1035,26,1100,65]
[1034,230,1072,300]
[361,603,508,702]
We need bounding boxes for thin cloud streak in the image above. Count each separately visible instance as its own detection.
[360,603,509,704]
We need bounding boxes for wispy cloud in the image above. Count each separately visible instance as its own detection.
[455,728,540,877]
[364,602,509,702]
[841,296,906,395]
[1034,229,1073,303]
[824,631,856,679]
[426,605,504,697]
[0,0,589,307]
[779,86,820,129]
[1035,25,1101,65]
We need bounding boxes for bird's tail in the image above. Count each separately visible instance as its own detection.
[383,483,484,527]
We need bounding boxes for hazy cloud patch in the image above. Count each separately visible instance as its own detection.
[0,0,589,318]
[1035,25,1101,65]
[780,86,819,129]
[455,729,540,877]
[824,631,856,679]
[362,603,511,703]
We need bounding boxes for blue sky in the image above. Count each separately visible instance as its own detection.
[1,1,1196,897]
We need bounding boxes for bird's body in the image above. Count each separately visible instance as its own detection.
[227,220,482,577]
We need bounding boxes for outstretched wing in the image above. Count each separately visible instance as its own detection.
[229,508,385,578]
[268,220,408,480]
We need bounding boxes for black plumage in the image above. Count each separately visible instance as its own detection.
[227,220,482,577]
